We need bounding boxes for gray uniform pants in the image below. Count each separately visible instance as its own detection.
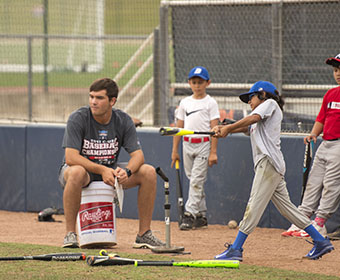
[183,140,210,217]
[239,156,311,235]
[298,140,340,219]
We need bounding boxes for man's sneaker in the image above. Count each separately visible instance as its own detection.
[214,243,243,261]
[304,237,334,260]
[133,230,165,249]
[292,220,327,238]
[281,224,300,237]
[328,228,340,240]
[62,232,79,248]
[194,214,208,229]
[179,212,194,230]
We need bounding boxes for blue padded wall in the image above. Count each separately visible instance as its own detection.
[0,125,26,211]
[115,129,178,221]
[25,124,65,212]
[0,125,339,233]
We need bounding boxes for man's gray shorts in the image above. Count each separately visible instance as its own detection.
[58,164,70,189]
[58,162,128,189]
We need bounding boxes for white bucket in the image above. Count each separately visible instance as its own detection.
[76,181,117,249]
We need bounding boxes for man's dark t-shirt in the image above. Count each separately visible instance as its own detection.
[62,106,141,180]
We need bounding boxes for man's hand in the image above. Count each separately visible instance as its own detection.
[101,166,117,187]
[115,167,130,185]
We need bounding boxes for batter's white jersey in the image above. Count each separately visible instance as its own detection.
[250,99,286,175]
[176,94,220,135]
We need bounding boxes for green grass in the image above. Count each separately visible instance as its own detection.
[0,41,153,88]
[0,0,159,88]
[0,243,335,280]
[105,0,160,35]
[0,0,160,35]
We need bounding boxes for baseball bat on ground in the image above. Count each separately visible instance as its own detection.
[0,253,86,261]
[301,141,314,203]
[86,256,239,268]
[175,160,184,226]
[99,249,120,258]
[159,127,215,136]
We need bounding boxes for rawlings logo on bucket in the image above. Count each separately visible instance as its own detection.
[79,202,114,230]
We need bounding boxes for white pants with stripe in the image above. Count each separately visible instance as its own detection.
[182,140,210,217]
[298,140,340,219]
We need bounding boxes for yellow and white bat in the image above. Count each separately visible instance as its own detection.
[159,127,215,136]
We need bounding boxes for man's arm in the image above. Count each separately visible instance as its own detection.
[116,149,145,185]
[65,147,117,186]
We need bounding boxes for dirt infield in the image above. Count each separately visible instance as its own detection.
[0,210,339,277]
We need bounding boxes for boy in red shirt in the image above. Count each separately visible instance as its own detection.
[282,53,340,238]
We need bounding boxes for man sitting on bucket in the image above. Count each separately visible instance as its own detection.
[58,77,165,249]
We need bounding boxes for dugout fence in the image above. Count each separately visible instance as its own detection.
[1,0,340,132]
[158,0,340,132]
[0,33,154,123]
[0,0,159,125]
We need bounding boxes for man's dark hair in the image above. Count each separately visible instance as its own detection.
[89,78,119,100]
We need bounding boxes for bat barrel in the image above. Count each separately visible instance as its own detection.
[173,260,240,268]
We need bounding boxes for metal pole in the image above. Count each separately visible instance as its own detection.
[272,2,283,93]
[159,5,169,126]
[43,0,49,94]
[153,28,160,126]
[164,180,171,248]
[28,36,33,122]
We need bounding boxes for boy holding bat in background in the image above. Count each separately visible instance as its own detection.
[212,81,334,261]
[171,66,220,230]
[282,53,340,239]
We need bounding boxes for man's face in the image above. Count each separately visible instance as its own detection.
[89,90,115,117]
[333,67,340,86]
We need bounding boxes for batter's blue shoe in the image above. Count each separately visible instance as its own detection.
[304,237,334,260]
[214,243,243,261]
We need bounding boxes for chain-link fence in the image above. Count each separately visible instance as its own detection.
[0,0,159,124]
[161,0,340,132]
[1,0,340,132]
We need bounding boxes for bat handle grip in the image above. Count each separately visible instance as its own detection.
[156,167,169,182]
[175,160,179,170]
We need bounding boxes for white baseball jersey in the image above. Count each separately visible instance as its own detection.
[176,94,220,135]
[250,99,285,175]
